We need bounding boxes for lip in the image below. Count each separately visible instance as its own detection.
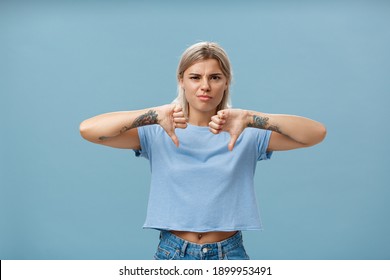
[197,95,212,101]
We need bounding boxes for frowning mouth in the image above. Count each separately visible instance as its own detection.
[197,95,212,101]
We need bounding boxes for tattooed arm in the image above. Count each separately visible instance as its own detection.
[209,109,326,151]
[246,111,326,151]
[79,104,187,149]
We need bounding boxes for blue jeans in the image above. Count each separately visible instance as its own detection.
[154,230,250,260]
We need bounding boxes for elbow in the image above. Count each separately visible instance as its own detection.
[317,124,327,144]
[309,123,327,147]
[301,123,327,148]
[79,120,94,142]
[79,121,88,139]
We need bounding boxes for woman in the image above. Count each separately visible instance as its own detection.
[80,42,326,260]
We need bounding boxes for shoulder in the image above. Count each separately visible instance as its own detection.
[242,127,271,139]
[138,124,164,136]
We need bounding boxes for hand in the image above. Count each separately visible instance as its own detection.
[157,104,187,147]
[209,109,248,151]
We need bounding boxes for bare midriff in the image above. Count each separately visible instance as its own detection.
[170,231,238,244]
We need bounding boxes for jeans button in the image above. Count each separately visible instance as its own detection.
[202,247,208,253]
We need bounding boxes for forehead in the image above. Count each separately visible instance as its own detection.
[185,59,222,74]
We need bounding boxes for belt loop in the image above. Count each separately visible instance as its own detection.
[180,241,188,257]
[217,242,223,260]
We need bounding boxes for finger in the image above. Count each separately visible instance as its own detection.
[209,120,223,131]
[217,110,227,120]
[173,111,185,118]
[211,114,225,125]
[209,127,220,135]
[164,126,180,147]
[169,132,180,147]
[228,134,239,151]
[173,117,187,123]
[173,104,182,113]
[175,123,187,129]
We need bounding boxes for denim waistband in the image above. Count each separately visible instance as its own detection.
[159,230,243,258]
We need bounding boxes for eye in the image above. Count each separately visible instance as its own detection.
[210,75,221,80]
[189,76,200,80]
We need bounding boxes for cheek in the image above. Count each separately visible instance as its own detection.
[184,89,195,103]
[215,92,225,105]
[183,81,197,91]
[184,90,190,100]
[215,84,226,98]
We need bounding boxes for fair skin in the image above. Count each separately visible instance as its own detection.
[180,59,228,126]
[80,58,326,244]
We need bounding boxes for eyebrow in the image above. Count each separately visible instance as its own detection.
[188,72,224,76]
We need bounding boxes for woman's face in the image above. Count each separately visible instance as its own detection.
[180,59,228,119]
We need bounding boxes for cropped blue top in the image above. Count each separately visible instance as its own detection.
[135,124,272,232]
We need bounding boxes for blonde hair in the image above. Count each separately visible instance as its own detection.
[173,41,232,118]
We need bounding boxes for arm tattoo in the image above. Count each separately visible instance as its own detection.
[98,136,111,141]
[248,114,282,133]
[130,110,158,128]
[248,115,269,129]
[267,124,281,133]
[98,110,158,141]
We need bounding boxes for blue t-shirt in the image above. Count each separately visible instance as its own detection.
[135,123,272,232]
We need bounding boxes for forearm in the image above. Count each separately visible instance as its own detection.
[246,111,326,146]
[79,107,158,143]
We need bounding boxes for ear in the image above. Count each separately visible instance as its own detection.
[178,76,184,87]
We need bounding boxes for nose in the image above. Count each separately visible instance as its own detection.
[200,77,210,91]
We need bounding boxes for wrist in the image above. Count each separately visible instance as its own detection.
[245,110,253,127]
[132,107,159,128]
[153,104,169,124]
[154,104,176,125]
[246,111,270,129]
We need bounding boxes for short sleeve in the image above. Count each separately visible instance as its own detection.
[257,129,273,161]
[133,125,158,159]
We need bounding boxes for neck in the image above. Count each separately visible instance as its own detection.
[187,110,216,127]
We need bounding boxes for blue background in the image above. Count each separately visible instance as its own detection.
[1,0,389,260]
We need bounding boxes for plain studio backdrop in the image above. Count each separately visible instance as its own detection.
[1,0,389,260]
